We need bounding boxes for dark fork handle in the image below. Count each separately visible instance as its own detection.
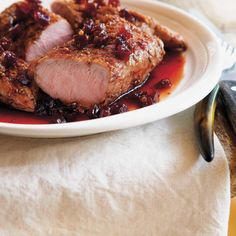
[220,80,236,134]
[195,80,236,162]
[194,85,220,162]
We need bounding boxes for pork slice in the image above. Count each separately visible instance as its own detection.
[51,0,187,51]
[31,15,164,108]
[0,2,73,62]
[25,17,73,62]
[0,51,37,112]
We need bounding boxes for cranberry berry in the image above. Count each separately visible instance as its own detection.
[74,30,89,49]
[83,19,95,35]
[118,27,132,40]
[155,79,172,89]
[34,11,51,26]
[87,104,100,119]
[115,36,131,60]
[92,23,109,48]
[2,51,17,68]
[119,9,136,23]
[0,38,11,51]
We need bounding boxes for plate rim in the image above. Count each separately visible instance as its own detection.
[0,0,222,137]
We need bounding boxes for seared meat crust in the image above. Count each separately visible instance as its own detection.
[31,13,165,107]
[51,0,187,51]
[0,52,37,112]
[126,10,187,51]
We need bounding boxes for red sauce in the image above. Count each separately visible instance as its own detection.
[0,52,185,125]
[119,51,185,111]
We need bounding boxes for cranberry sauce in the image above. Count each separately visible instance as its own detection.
[0,52,185,124]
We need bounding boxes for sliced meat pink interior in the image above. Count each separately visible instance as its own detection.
[26,19,73,62]
[35,59,109,107]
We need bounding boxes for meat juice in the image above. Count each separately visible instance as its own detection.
[0,52,185,124]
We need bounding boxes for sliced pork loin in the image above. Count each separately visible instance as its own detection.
[30,14,165,108]
[51,0,187,51]
[25,16,73,62]
[0,1,73,62]
[0,49,37,112]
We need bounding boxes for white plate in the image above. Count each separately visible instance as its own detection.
[0,0,222,138]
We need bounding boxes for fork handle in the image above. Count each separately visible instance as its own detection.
[194,85,220,162]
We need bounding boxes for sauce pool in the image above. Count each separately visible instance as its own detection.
[0,52,186,124]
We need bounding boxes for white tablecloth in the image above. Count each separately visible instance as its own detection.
[0,108,230,235]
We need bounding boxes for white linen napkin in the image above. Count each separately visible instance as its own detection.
[0,107,230,236]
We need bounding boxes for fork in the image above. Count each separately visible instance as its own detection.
[194,41,236,162]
